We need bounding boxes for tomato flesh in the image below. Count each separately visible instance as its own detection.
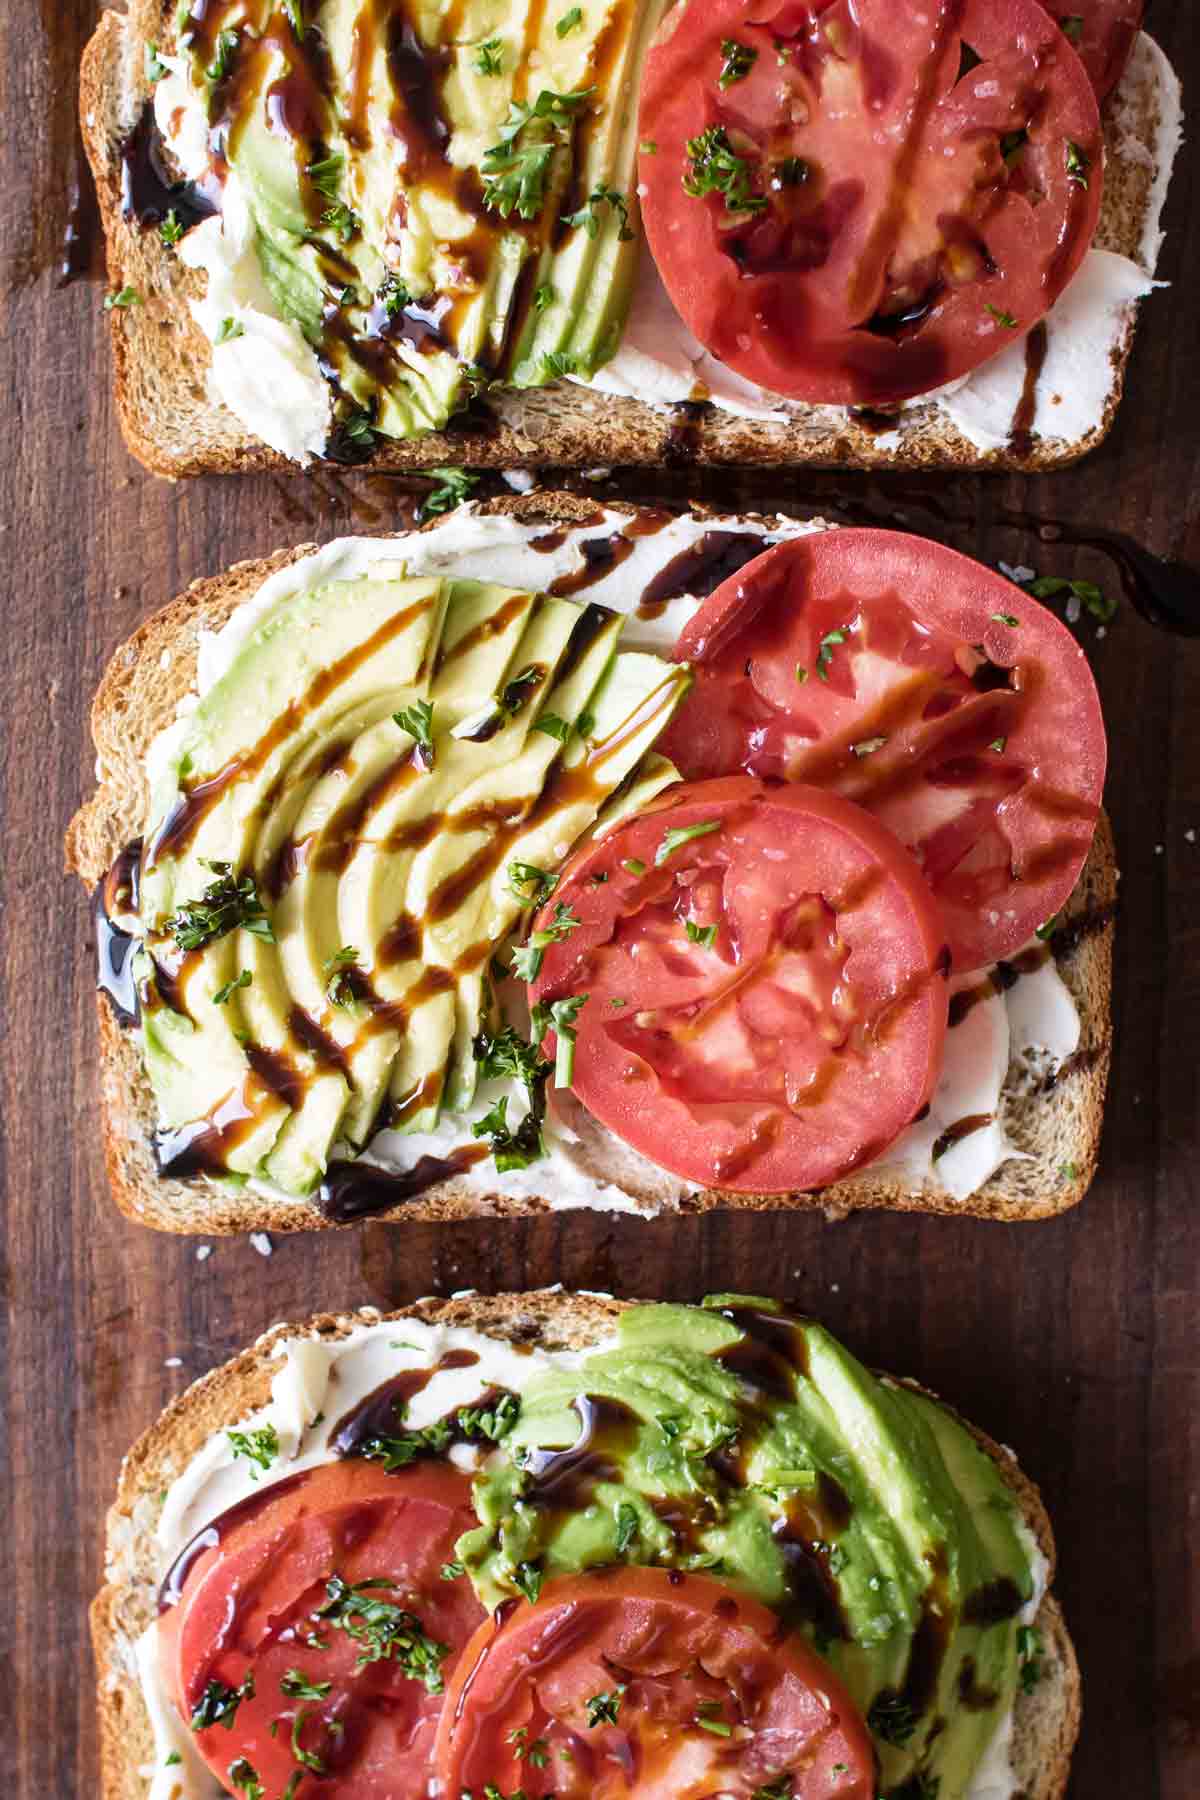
[1041,0,1143,97]
[159,1460,485,1799]
[656,530,1105,973]
[531,776,948,1193]
[638,0,1103,406]
[435,1568,875,1799]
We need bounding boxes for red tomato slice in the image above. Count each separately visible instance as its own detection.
[638,0,1103,406]
[158,1460,485,1800]
[529,776,948,1193]
[656,530,1106,974]
[435,1568,876,1800]
[1041,0,1143,97]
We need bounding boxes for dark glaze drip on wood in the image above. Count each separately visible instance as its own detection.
[636,531,771,622]
[58,172,103,287]
[93,839,144,1025]
[317,1143,488,1220]
[120,104,218,233]
[330,1348,480,1455]
[158,1473,307,1611]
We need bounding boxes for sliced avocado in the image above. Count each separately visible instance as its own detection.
[138,571,451,1180]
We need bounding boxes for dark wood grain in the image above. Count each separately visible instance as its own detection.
[0,3,1197,1793]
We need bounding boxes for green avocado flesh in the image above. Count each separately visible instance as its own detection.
[135,559,690,1194]
[179,0,666,443]
[456,1299,1037,1798]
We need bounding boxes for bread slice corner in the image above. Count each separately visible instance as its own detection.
[90,1293,1082,1799]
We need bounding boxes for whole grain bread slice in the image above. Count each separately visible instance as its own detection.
[64,495,1117,1234]
[81,3,1174,476]
[91,1291,1082,1800]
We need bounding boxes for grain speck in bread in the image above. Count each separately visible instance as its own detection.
[64,497,1116,1234]
[91,1292,1081,1800]
[81,5,1178,476]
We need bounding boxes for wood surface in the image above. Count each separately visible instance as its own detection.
[0,3,1197,1794]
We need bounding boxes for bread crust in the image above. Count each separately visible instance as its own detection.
[90,1292,1082,1800]
[64,495,1117,1233]
[80,5,1172,477]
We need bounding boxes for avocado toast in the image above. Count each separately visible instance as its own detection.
[92,1289,1081,1800]
[66,494,1116,1232]
[82,1,1181,473]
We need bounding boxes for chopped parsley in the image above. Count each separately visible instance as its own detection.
[508,1726,551,1766]
[419,466,479,518]
[1059,1160,1079,1182]
[561,184,633,241]
[718,37,757,87]
[227,1423,278,1475]
[473,1094,546,1171]
[321,202,361,244]
[655,818,721,865]
[556,5,583,33]
[1026,573,1116,623]
[290,1709,326,1774]
[473,35,504,74]
[511,900,581,982]
[1060,15,1083,44]
[214,316,244,344]
[531,711,570,741]
[815,626,848,680]
[228,1760,264,1800]
[507,861,557,905]
[988,736,1007,753]
[190,1672,255,1731]
[622,857,646,876]
[164,1753,182,1769]
[686,920,718,947]
[318,1576,449,1687]
[473,1023,551,1170]
[542,349,577,378]
[683,125,766,216]
[530,991,589,1086]
[166,861,273,952]
[323,944,361,1008]
[212,969,251,1006]
[498,663,545,716]
[695,1700,732,1736]
[985,303,1019,328]
[281,1670,332,1699]
[851,736,887,757]
[306,153,345,201]
[441,1560,465,1580]
[639,137,657,154]
[990,611,1020,627]
[393,699,436,770]
[159,208,184,249]
[795,664,808,684]
[103,286,141,310]
[206,27,239,83]
[615,1500,639,1553]
[481,87,595,220]
[586,1687,625,1727]
[145,42,169,82]
[1065,139,1090,187]
[513,1560,544,1604]
[534,282,555,311]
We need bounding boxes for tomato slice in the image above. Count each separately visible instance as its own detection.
[1041,0,1142,97]
[656,530,1106,974]
[529,776,948,1193]
[159,1460,485,1799]
[435,1568,875,1799]
[638,0,1103,407]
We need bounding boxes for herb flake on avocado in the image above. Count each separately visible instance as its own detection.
[206,27,239,84]
[473,35,504,74]
[145,42,168,82]
[166,861,274,952]
[191,1671,255,1731]
[557,6,583,33]
[318,1576,449,1687]
[323,945,361,1008]
[481,88,595,221]
[561,185,634,242]
[213,969,251,1005]
[306,153,345,201]
[615,1500,639,1553]
[508,861,557,905]
[513,1561,544,1603]
[718,37,757,87]
[321,201,361,244]
[227,1423,279,1475]
[393,700,436,770]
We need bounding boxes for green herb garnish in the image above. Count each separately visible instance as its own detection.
[481,88,595,220]
[683,125,766,216]
[318,1576,449,1687]
[718,37,757,87]
[190,1672,255,1731]
[214,316,244,344]
[393,699,436,770]
[213,969,251,1006]
[166,861,273,952]
[586,1688,625,1727]
[561,184,633,241]
[655,819,721,865]
[419,466,479,519]
[227,1423,279,1476]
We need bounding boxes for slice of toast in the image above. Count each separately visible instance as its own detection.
[90,1290,1082,1800]
[64,495,1117,1234]
[81,4,1178,476]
